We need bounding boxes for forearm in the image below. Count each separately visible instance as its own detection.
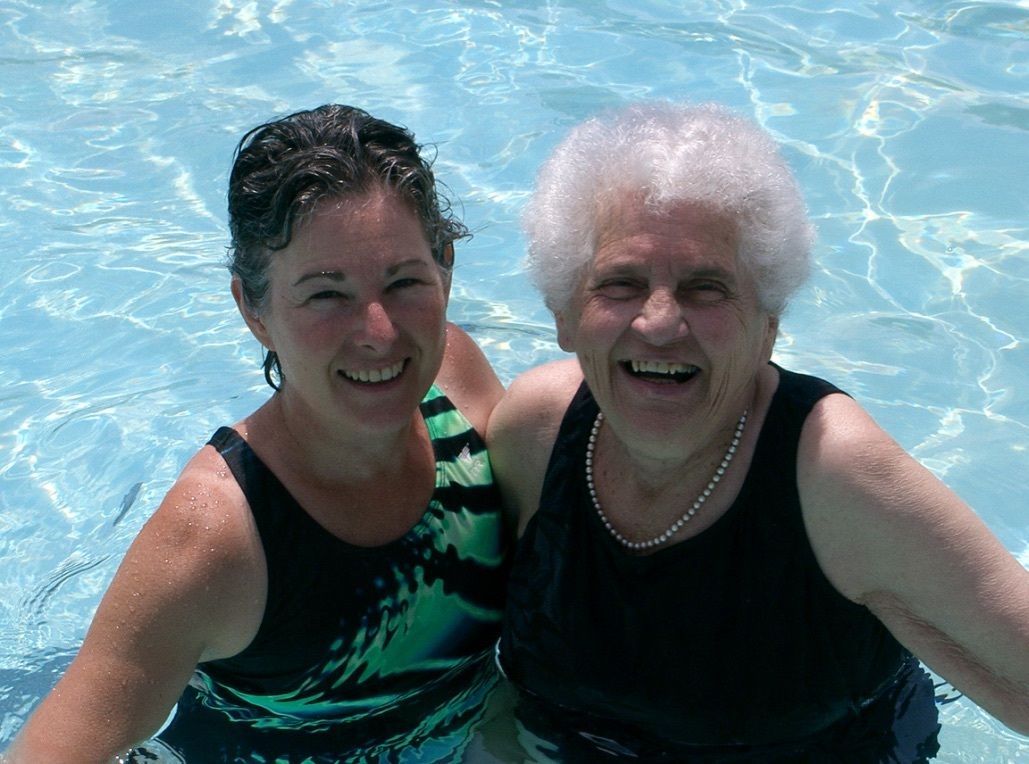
[5,709,145,764]
[4,667,174,764]
[865,588,1029,735]
[6,724,124,764]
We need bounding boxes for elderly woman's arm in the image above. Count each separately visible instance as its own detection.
[798,392,1029,734]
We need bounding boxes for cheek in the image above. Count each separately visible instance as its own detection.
[728,314,775,363]
[573,351,612,404]
[417,296,448,333]
[272,313,340,358]
[574,300,629,340]
[689,309,736,341]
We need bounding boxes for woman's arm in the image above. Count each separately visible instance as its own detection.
[486,359,582,535]
[436,322,504,436]
[5,447,266,763]
[798,393,1029,734]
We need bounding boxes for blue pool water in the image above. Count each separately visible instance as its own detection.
[0,0,1026,760]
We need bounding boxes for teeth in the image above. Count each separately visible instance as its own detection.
[343,360,404,383]
[630,360,696,375]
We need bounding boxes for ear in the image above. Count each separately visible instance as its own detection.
[440,242,454,304]
[231,276,275,351]
[441,241,455,269]
[555,309,576,353]
[761,314,780,361]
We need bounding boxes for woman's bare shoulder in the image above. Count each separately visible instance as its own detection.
[491,359,581,439]
[129,440,266,659]
[436,322,504,435]
[486,359,582,532]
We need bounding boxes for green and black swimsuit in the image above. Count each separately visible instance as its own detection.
[147,385,508,763]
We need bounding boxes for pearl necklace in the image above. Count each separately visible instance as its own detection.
[585,408,748,551]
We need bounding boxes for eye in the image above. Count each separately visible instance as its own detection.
[303,288,350,310]
[309,289,342,301]
[592,278,643,299]
[387,277,422,291]
[684,281,729,303]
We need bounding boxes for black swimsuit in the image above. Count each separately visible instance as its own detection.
[499,364,941,761]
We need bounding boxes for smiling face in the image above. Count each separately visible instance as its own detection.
[556,197,778,448]
[237,189,450,437]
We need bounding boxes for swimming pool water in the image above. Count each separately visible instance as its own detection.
[0,0,1026,760]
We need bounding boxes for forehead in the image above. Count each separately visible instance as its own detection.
[301,190,424,240]
[592,197,739,268]
[280,191,431,265]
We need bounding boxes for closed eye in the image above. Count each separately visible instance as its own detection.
[592,278,644,299]
[309,290,343,300]
[683,281,731,302]
[387,277,423,290]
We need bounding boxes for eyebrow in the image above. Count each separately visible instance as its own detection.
[685,265,737,282]
[291,258,431,288]
[594,261,737,282]
[293,271,345,288]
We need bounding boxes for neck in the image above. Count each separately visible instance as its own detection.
[599,407,748,497]
[587,406,749,551]
[250,390,424,486]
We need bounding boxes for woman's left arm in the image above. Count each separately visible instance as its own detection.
[798,393,1029,734]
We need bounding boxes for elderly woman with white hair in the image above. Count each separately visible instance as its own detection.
[488,101,1029,761]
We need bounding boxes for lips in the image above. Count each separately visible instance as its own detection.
[340,359,406,383]
[623,359,699,382]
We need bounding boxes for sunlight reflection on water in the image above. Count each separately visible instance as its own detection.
[0,0,1025,760]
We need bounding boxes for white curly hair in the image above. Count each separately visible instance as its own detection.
[522,101,815,317]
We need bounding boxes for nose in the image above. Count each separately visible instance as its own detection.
[353,299,398,351]
[632,288,689,345]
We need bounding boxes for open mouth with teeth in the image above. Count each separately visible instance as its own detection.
[623,360,700,383]
[340,359,406,384]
